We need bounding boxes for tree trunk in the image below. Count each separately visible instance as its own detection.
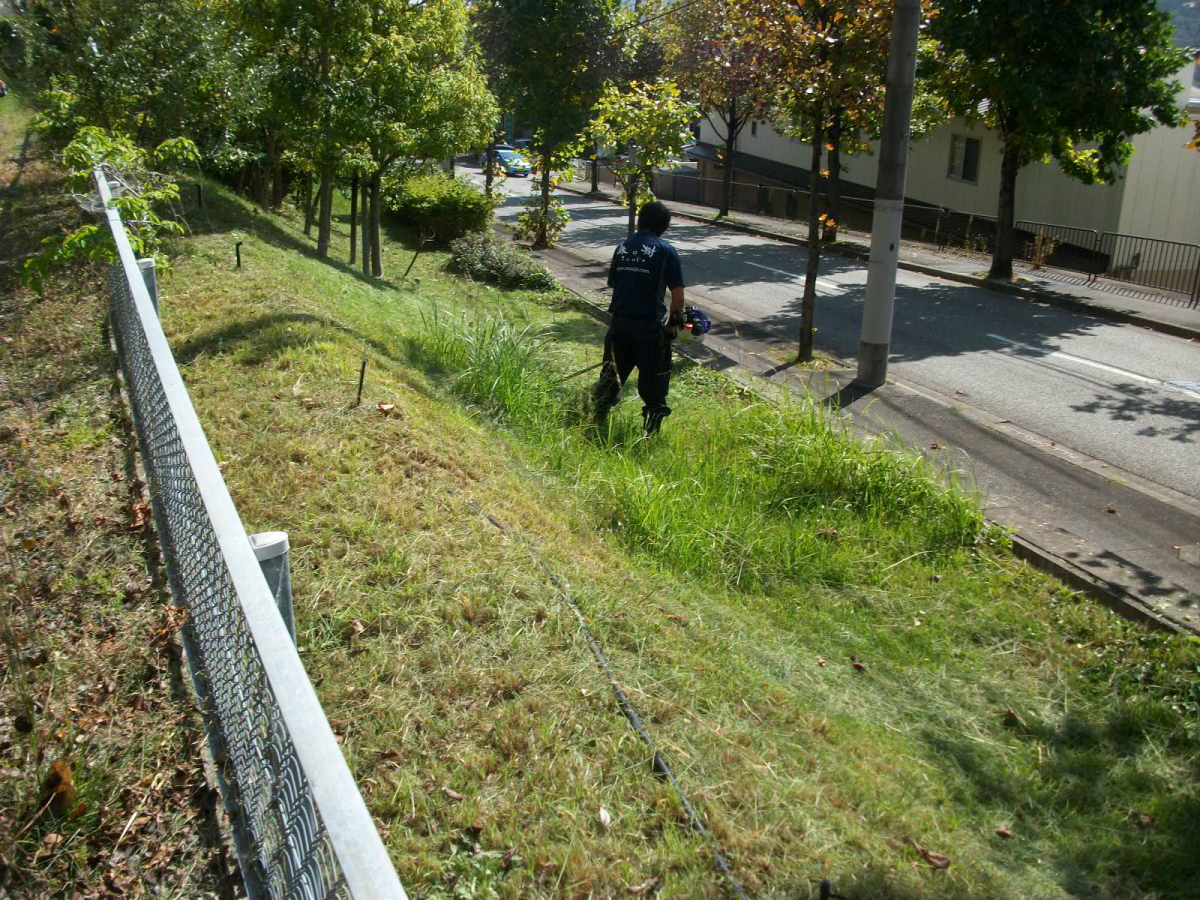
[370,173,383,277]
[535,153,551,248]
[590,144,600,194]
[720,96,738,218]
[990,139,1020,280]
[824,111,842,243]
[255,162,269,209]
[349,176,358,265]
[799,111,825,363]
[316,162,335,257]
[262,129,278,211]
[271,162,285,210]
[303,173,314,237]
[484,143,495,197]
[362,171,371,276]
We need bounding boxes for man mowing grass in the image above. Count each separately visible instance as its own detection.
[593,200,685,436]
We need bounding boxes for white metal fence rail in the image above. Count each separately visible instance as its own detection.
[96,169,407,900]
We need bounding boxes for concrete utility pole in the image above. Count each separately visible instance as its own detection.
[856,0,922,387]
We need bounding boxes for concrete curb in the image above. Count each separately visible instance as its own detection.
[535,235,1194,636]
[559,185,1200,344]
[1004,532,1183,634]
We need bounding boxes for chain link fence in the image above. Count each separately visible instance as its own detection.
[96,169,407,900]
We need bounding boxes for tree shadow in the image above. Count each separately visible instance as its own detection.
[919,706,1200,900]
[173,311,405,371]
[1070,383,1200,445]
[175,178,403,294]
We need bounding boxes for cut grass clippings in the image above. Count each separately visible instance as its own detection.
[0,101,232,897]
[6,116,1198,899]
[155,175,1199,899]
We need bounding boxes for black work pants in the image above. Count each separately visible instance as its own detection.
[593,318,672,432]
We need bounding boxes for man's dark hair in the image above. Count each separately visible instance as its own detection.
[637,200,672,236]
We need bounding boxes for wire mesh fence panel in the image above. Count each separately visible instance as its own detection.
[1098,232,1200,300]
[95,169,407,900]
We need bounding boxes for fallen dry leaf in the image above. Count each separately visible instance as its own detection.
[1106,505,1117,514]
[376,749,400,761]
[302,396,317,409]
[995,826,1013,839]
[929,443,941,450]
[907,837,950,869]
[443,787,466,802]
[629,876,662,895]
[850,655,866,672]
[912,618,922,627]
[42,832,65,849]
[1128,810,1153,830]
[129,501,150,530]
[377,402,396,417]
[816,657,826,667]
[599,807,612,831]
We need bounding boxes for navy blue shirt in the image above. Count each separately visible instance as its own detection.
[607,232,684,326]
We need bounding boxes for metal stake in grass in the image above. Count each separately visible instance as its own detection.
[235,241,243,269]
[355,346,368,407]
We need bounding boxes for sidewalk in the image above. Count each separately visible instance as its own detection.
[561,178,1200,342]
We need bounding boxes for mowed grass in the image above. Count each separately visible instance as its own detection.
[135,174,1200,899]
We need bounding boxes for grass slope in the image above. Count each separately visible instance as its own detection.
[155,177,1200,900]
[1,98,232,896]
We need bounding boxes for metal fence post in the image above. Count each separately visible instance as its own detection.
[137,258,158,315]
[250,531,294,644]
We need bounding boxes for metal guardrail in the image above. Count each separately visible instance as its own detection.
[572,160,1200,305]
[1013,220,1102,273]
[95,169,407,900]
[1098,231,1200,301]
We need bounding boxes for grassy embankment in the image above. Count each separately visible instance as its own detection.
[0,94,232,895]
[5,102,1199,898]
[161,172,1198,900]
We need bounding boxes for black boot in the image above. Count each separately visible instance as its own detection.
[642,409,666,437]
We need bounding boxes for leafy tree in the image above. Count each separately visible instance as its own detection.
[663,0,769,217]
[24,127,198,293]
[736,0,893,362]
[475,0,620,248]
[590,80,698,234]
[353,0,496,276]
[929,0,1192,280]
[230,0,371,258]
[19,0,230,151]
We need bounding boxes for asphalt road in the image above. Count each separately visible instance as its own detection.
[469,170,1200,502]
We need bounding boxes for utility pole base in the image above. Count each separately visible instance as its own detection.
[856,341,890,387]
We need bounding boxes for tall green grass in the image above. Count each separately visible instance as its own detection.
[413,308,994,592]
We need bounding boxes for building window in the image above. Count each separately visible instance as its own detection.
[947,135,981,183]
[750,120,758,137]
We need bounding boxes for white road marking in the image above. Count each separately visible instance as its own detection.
[744,261,842,293]
[987,333,1200,398]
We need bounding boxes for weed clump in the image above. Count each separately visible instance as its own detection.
[447,231,559,292]
[412,309,990,593]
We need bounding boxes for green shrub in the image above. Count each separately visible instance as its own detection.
[514,194,571,246]
[386,174,495,244]
[447,231,558,292]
